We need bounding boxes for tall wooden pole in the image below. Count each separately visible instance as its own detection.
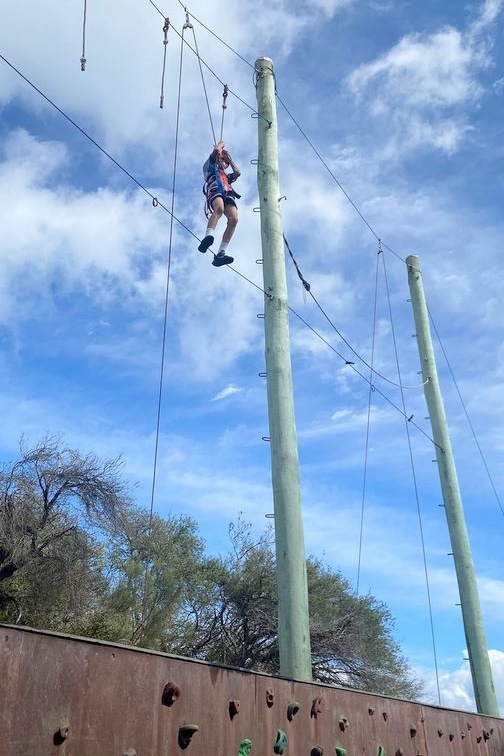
[407,254,499,717]
[255,57,312,681]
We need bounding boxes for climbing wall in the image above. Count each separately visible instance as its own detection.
[0,624,502,756]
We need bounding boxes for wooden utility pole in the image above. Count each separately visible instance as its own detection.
[255,57,312,681]
[407,254,499,717]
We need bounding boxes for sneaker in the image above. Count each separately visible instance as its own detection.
[212,251,234,267]
[198,235,214,253]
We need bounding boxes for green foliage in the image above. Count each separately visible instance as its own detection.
[0,436,130,627]
[0,438,422,701]
[100,508,207,648]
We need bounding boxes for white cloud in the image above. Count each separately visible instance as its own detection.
[212,384,243,401]
[344,0,503,157]
[420,649,504,713]
[348,28,478,110]
[470,0,504,35]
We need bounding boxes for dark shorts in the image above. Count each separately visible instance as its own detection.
[206,192,237,216]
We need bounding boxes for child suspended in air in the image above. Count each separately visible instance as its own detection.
[198,141,241,267]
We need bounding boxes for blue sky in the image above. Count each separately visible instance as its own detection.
[1,0,503,712]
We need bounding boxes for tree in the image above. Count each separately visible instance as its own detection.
[0,436,131,625]
[93,508,207,649]
[179,518,422,700]
[307,558,422,698]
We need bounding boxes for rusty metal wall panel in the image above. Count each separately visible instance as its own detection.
[0,625,502,756]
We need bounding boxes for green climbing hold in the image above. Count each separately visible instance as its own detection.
[335,748,346,756]
[239,739,252,756]
[377,747,386,756]
[273,730,287,755]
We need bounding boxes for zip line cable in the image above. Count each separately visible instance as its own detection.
[276,94,405,264]
[380,249,441,705]
[283,235,427,391]
[286,303,438,448]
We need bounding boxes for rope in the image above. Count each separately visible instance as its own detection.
[429,313,504,519]
[139,18,188,645]
[80,0,87,71]
[286,302,438,448]
[219,84,228,142]
[282,234,427,390]
[380,250,441,704]
[355,246,380,598]
[188,16,216,144]
[159,17,170,108]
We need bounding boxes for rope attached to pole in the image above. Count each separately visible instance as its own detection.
[80,0,87,71]
[159,17,170,108]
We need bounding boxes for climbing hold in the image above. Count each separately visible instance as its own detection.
[335,748,346,756]
[461,732,466,739]
[162,681,181,706]
[368,707,375,715]
[178,724,199,749]
[476,736,482,743]
[448,734,454,742]
[287,702,300,721]
[377,747,385,756]
[395,750,403,756]
[338,717,349,732]
[382,712,388,721]
[266,688,274,708]
[53,722,70,746]
[311,747,323,756]
[273,730,287,755]
[239,739,252,756]
[409,724,417,738]
[483,730,490,742]
[437,729,443,737]
[310,697,323,718]
[229,700,240,720]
